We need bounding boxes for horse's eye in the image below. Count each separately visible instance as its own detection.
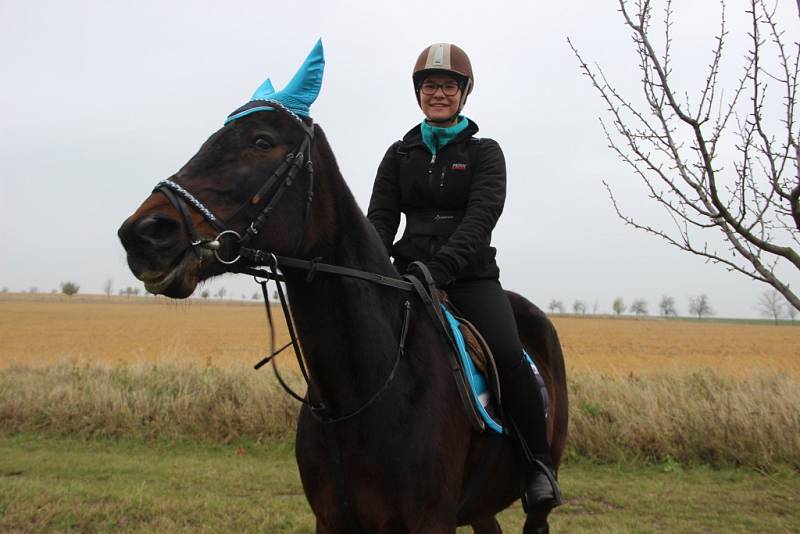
[253,137,273,150]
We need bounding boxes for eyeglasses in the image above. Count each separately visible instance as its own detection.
[419,81,461,96]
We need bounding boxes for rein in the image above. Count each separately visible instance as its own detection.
[247,259,413,424]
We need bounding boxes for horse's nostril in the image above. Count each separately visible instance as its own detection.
[134,214,181,247]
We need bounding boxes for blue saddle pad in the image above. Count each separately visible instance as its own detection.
[441,305,548,434]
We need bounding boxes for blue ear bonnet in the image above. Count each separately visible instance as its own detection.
[225,39,324,124]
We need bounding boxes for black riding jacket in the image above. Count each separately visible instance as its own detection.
[367,119,506,286]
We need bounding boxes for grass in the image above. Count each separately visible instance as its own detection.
[2,364,799,469]
[0,434,798,533]
[566,370,800,469]
[0,363,300,442]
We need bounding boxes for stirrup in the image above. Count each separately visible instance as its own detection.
[521,458,563,512]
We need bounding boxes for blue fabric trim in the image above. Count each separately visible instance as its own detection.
[442,305,504,434]
[441,305,548,434]
[224,105,276,125]
[421,116,469,155]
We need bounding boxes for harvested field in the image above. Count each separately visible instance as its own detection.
[0,294,287,369]
[556,315,800,378]
[1,293,797,377]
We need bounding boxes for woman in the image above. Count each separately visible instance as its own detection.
[367,43,562,512]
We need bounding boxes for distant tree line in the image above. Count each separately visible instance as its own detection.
[547,294,717,320]
[547,291,796,324]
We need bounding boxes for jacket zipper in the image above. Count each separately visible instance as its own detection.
[427,153,436,190]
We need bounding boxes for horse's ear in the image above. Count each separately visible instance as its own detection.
[251,78,276,100]
[276,38,324,117]
[225,39,325,124]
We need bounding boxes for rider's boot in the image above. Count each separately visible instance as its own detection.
[502,356,563,512]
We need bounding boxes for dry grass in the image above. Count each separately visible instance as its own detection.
[567,370,800,469]
[0,363,300,442]
[1,363,798,469]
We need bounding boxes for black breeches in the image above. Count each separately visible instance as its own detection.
[445,278,526,379]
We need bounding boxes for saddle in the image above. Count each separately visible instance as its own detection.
[404,261,548,434]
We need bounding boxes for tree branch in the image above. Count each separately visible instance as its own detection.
[573,0,800,311]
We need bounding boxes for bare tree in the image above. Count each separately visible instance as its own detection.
[548,299,565,314]
[201,290,210,299]
[28,286,38,294]
[689,294,715,319]
[572,299,587,314]
[631,298,649,316]
[570,0,800,312]
[659,295,678,317]
[787,297,798,323]
[757,289,786,323]
[612,297,627,315]
[104,278,113,297]
[216,287,227,299]
[592,300,599,314]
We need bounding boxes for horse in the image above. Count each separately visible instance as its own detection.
[118,101,568,533]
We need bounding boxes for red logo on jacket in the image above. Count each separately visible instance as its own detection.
[451,163,467,171]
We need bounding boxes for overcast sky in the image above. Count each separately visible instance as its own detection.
[1,0,798,318]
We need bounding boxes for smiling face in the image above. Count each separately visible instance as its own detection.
[419,73,463,126]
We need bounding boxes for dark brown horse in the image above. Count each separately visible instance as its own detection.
[118,103,568,533]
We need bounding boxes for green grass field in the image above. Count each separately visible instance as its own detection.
[1,435,798,533]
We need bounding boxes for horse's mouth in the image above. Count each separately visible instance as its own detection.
[136,249,206,298]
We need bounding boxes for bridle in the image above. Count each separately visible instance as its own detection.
[153,99,316,265]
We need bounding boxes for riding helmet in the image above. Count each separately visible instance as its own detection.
[412,43,474,109]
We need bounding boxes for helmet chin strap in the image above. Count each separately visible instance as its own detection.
[426,115,459,124]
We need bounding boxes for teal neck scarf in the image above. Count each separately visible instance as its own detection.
[420,116,469,155]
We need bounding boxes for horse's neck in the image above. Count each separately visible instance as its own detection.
[284,179,405,413]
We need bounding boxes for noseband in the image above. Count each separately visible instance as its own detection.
[153,100,315,265]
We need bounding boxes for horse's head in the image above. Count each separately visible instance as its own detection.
[118,41,326,298]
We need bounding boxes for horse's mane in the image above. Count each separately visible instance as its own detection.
[310,123,399,276]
